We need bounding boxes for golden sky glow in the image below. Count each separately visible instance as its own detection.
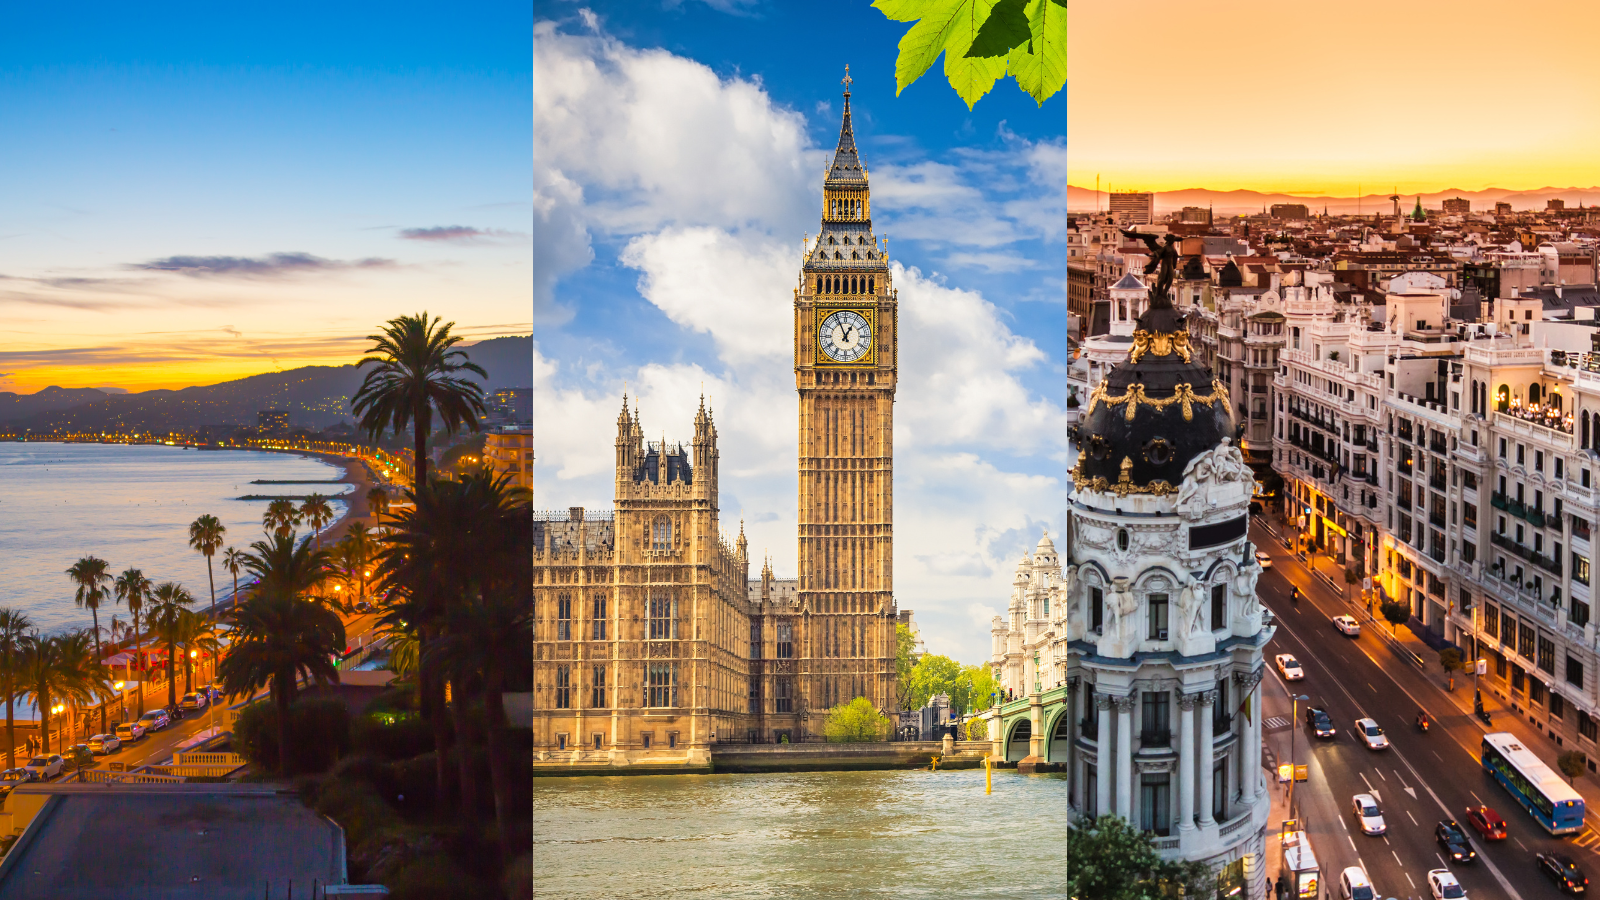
[1068,0,1600,195]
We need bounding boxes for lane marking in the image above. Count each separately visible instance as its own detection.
[1405,872,1415,889]
[1361,772,1376,793]
[1349,835,1358,851]
[1407,810,1419,827]
[1516,838,1529,852]
[1377,769,1387,781]
[1393,849,1405,868]
[1471,791,1484,805]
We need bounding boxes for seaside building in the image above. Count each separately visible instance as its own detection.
[257,410,290,433]
[484,425,534,492]
[988,282,1275,899]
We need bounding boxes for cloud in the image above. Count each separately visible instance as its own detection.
[399,226,522,242]
[136,252,394,277]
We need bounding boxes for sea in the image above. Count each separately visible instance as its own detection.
[0,443,351,635]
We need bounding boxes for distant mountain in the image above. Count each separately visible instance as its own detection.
[1067,185,1600,216]
[0,335,532,434]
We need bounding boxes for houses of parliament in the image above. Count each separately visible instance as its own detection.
[532,81,901,766]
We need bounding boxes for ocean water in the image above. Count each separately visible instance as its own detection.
[0,443,350,634]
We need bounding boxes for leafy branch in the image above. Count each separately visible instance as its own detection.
[873,0,1068,109]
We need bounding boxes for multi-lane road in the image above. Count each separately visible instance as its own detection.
[1257,524,1588,900]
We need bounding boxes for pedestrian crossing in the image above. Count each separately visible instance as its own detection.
[1263,716,1290,730]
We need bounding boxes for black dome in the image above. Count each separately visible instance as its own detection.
[1074,306,1232,495]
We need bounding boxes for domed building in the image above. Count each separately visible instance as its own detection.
[986,278,1275,899]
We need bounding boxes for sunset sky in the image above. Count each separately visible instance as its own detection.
[1068,0,1600,195]
[0,2,532,393]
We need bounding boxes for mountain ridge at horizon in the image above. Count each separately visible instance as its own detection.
[1067,184,1600,214]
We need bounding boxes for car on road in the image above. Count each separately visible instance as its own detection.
[23,754,63,779]
[178,692,209,712]
[1305,707,1336,738]
[354,600,374,613]
[138,709,171,733]
[1464,805,1507,841]
[1255,551,1273,570]
[1536,851,1589,894]
[1332,615,1361,636]
[1351,793,1386,835]
[114,721,146,743]
[1354,717,1389,750]
[0,769,35,797]
[1275,654,1305,681]
[1436,820,1477,864]
[1338,865,1377,900]
[86,734,121,755]
[1427,868,1465,900]
[197,684,225,704]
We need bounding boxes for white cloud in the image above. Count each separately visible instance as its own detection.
[533,171,591,323]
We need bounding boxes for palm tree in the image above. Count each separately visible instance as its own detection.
[172,610,221,696]
[20,632,99,754]
[300,494,336,548]
[113,568,152,716]
[148,583,196,711]
[376,621,419,681]
[242,533,334,608]
[56,630,111,747]
[367,485,390,525]
[222,547,247,611]
[188,514,227,617]
[375,468,529,810]
[219,590,345,774]
[263,499,302,539]
[65,556,112,734]
[341,522,377,603]
[0,609,32,768]
[351,312,488,491]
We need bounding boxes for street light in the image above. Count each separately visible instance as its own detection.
[1289,693,1310,818]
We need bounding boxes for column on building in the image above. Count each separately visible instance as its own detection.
[1243,671,1263,802]
[1178,691,1198,832]
[1198,688,1216,826]
[1096,693,1113,816]
[1115,693,1135,818]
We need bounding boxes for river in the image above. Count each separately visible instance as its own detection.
[0,442,350,633]
[533,769,1069,899]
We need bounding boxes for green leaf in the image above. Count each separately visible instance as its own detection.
[872,0,939,22]
[1006,0,1068,106]
[941,0,1009,109]
[965,0,1030,57]
[888,0,967,96]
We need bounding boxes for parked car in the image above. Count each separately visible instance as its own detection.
[1537,851,1589,894]
[1436,820,1477,864]
[23,754,64,779]
[178,692,209,712]
[1275,654,1305,681]
[86,734,121,755]
[1339,865,1377,900]
[199,684,226,703]
[354,600,374,613]
[138,709,171,732]
[1354,717,1389,750]
[65,744,95,771]
[1255,551,1273,570]
[1351,793,1386,835]
[1464,805,1507,841]
[1332,615,1361,636]
[1305,708,1337,738]
[0,768,35,797]
[1427,868,1466,900]
[114,721,146,743]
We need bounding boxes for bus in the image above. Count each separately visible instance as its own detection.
[1481,732,1586,834]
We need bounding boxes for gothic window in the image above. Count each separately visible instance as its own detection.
[868,276,874,293]
[649,593,675,640]
[647,663,677,707]
[592,594,607,640]
[835,251,843,260]
[829,235,837,244]
[775,677,793,713]
[652,516,671,551]
[557,593,572,641]
[555,665,571,709]
[776,621,794,658]
[591,665,606,707]
[852,251,860,259]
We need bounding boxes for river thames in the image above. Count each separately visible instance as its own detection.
[533,769,1068,899]
[0,443,350,632]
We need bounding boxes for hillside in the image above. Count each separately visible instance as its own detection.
[0,335,531,433]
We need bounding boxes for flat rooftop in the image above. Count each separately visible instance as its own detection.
[0,783,346,899]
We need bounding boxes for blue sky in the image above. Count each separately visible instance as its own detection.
[536,2,1078,664]
[0,2,532,389]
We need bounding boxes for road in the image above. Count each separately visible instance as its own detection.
[1256,522,1580,900]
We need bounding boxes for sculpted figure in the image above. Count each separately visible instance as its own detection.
[1177,581,1205,636]
[1106,577,1139,641]
[1235,565,1262,615]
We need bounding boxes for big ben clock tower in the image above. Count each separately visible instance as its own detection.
[793,69,897,731]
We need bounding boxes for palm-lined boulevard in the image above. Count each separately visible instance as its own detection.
[0,313,533,893]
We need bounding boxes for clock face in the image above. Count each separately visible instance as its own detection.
[819,310,872,363]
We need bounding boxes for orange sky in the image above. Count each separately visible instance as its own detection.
[1067,1,1600,194]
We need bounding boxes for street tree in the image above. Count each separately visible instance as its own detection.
[1438,647,1465,692]
[113,568,152,716]
[219,588,345,774]
[263,499,302,539]
[188,514,227,617]
[950,663,1000,716]
[1067,814,1216,900]
[824,697,890,743]
[1559,751,1588,785]
[907,653,962,711]
[0,609,32,768]
[300,494,335,548]
[65,555,113,734]
[893,622,918,711]
[148,583,196,710]
[1380,601,1411,634]
[873,0,1067,109]
[221,548,247,611]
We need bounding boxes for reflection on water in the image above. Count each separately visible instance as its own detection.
[534,769,1069,899]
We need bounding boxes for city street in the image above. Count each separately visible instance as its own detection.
[1256,521,1588,899]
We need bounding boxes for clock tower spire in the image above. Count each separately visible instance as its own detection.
[791,69,897,735]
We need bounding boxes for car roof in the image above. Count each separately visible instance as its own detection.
[1429,869,1459,883]
[1354,792,1376,803]
[1356,717,1378,725]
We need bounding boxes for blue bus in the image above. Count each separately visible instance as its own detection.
[1481,733,1586,834]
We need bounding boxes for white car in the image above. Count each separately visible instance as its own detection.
[1255,551,1273,569]
[1332,614,1361,636]
[1351,792,1386,835]
[1340,865,1377,900]
[1355,717,1390,750]
[1275,653,1305,681]
[1427,868,1465,900]
[23,754,64,779]
[86,733,121,755]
